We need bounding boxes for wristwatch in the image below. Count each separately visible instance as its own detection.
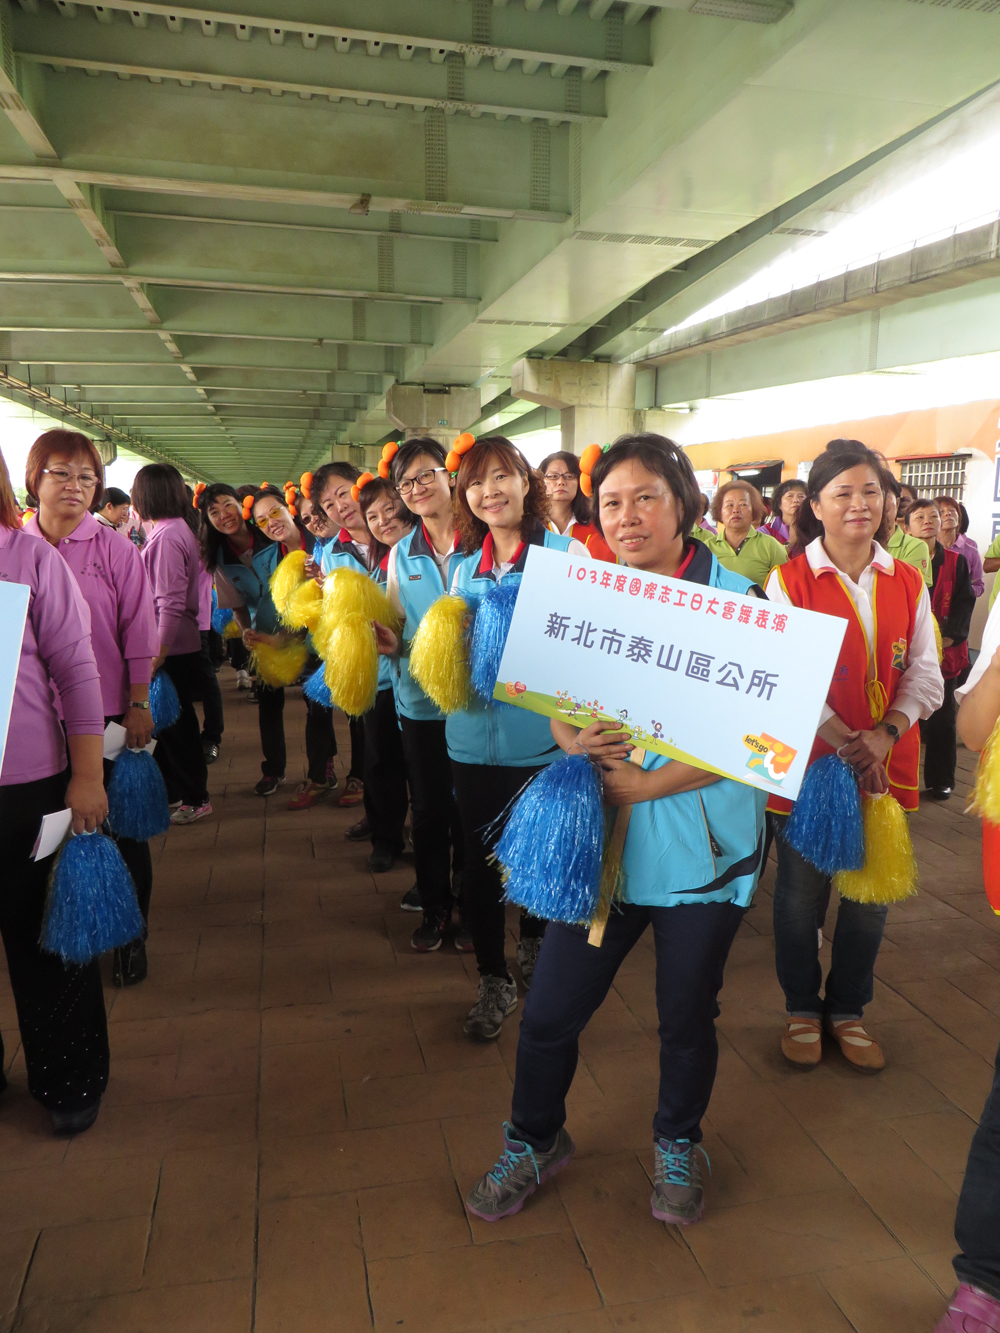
[879,721,900,743]
[128,700,151,710]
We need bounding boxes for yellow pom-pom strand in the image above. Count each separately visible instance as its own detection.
[222,617,243,640]
[833,792,918,905]
[282,578,322,632]
[322,567,400,637]
[269,548,308,619]
[249,639,310,689]
[933,615,944,666]
[410,594,471,714]
[323,614,379,717]
[969,714,1000,826]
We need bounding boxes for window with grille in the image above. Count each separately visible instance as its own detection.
[899,456,967,502]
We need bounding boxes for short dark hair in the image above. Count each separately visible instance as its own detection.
[131,463,188,522]
[589,433,701,542]
[770,478,806,516]
[883,472,902,499]
[312,462,360,508]
[25,429,104,510]
[453,436,549,554]
[390,437,449,487]
[796,439,893,546]
[539,450,591,525]
[906,497,939,522]
[900,483,918,503]
[711,479,766,526]
[357,474,415,571]
[958,501,971,535]
[934,494,961,519]
[99,486,130,509]
[196,482,242,571]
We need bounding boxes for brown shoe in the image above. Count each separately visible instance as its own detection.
[780,1017,823,1068]
[337,776,364,808]
[825,1018,885,1072]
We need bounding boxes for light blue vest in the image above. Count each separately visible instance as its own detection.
[391,524,466,722]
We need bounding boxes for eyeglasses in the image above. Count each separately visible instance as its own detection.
[543,471,574,483]
[259,506,286,524]
[42,467,99,489]
[396,467,448,496]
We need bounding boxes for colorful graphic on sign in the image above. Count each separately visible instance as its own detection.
[743,732,797,786]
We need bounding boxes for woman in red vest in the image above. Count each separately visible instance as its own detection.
[905,498,976,800]
[539,450,615,562]
[766,440,943,1073]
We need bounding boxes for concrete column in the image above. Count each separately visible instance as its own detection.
[385,384,482,448]
[509,359,639,455]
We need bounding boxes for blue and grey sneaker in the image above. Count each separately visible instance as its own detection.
[465,1122,575,1221]
[650,1137,709,1225]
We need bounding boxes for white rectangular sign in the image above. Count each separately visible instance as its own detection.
[492,546,847,801]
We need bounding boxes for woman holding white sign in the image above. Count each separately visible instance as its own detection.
[465,433,768,1228]
[0,453,110,1136]
[765,439,943,1072]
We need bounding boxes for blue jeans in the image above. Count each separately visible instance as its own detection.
[954,1024,1000,1301]
[510,899,745,1150]
[772,815,887,1020]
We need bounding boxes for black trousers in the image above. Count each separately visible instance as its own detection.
[399,716,463,917]
[451,760,545,979]
[348,716,365,781]
[362,689,408,856]
[197,631,225,746]
[0,771,109,1112]
[257,683,337,784]
[155,652,210,807]
[104,715,153,933]
[922,675,959,791]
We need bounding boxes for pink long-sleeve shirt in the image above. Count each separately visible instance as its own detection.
[0,524,104,786]
[197,563,213,633]
[141,517,202,657]
[24,512,157,716]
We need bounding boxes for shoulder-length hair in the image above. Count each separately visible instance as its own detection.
[769,477,806,520]
[454,436,549,554]
[196,481,243,572]
[250,484,311,544]
[796,439,894,546]
[711,479,766,526]
[539,450,591,525]
[131,463,189,522]
[25,429,104,510]
[358,475,415,571]
[0,453,22,530]
[589,433,701,541]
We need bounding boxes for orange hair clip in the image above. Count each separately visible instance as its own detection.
[192,481,207,508]
[350,471,376,503]
[242,495,255,522]
[300,471,313,500]
[378,441,399,480]
[445,431,476,475]
[578,443,603,498]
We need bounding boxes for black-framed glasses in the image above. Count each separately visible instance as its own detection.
[396,467,448,496]
[543,471,575,483]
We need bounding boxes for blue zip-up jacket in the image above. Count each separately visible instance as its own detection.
[215,530,282,634]
[387,523,466,722]
[621,539,768,909]
[446,525,574,768]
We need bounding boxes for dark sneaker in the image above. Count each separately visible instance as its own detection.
[516,936,543,990]
[254,774,284,797]
[934,1283,1000,1332]
[367,850,395,873]
[651,1137,709,1225]
[454,923,474,954]
[113,939,148,987]
[400,884,421,912]
[464,974,517,1042]
[202,741,220,764]
[411,911,448,953]
[50,1100,101,1137]
[465,1122,574,1221]
[345,817,371,843]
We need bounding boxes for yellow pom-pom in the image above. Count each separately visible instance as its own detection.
[970,715,1000,826]
[222,617,243,640]
[834,792,918,905]
[282,578,322,632]
[269,549,308,619]
[323,614,379,717]
[249,639,310,689]
[410,594,471,714]
[322,567,400,637]
[933,615,944,666]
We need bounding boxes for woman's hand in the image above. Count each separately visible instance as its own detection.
[304,558,320,580]
[553,719,633,767]
[151,654,166,675]
[124,705,155,750]
[837,727,893,774]
[600,759,652,807]
[66,775,108,834]
[372,620,399,656]
[859,762,890,795]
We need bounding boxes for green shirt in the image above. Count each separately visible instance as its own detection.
[886,527,932,587]
[696,526,788,588]
[986,534,1000,610]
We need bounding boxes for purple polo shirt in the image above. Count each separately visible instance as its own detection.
[141,517,202,657]
[0,524,104,785]
[24,512,157,716]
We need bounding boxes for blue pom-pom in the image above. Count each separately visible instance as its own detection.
[469,578,520,703]
[211,605,234,634]
[149,670,180,734]
[41,832,145,965]
[303,662,332,707]
[496,754,605,923]
[785,754,864,876]
[107,747,171,841]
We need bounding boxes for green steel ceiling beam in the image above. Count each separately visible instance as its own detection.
[108,208,499,246]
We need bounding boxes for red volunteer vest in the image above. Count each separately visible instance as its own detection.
[769,551,924,814]
[931,545,970,681]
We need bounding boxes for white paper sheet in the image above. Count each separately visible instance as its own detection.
[31,808,74,861]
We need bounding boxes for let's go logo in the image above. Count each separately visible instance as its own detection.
[743,732,797,785]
